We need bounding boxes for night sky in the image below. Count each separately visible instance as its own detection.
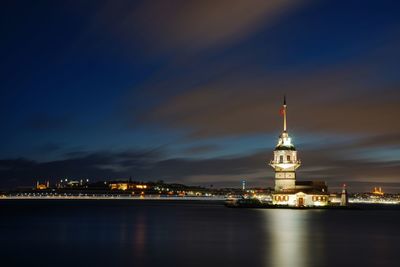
[1,0,400,192]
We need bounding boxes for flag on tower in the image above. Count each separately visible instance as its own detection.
[280,95,286,115]
[280,107,285,116]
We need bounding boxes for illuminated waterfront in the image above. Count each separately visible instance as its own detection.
[1,200,400,267]
[2,191,400,205]
[1,195,225,201]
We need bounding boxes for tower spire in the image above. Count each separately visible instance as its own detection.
[283,95,287,132]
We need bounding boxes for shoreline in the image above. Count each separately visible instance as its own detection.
[0,195,226,201]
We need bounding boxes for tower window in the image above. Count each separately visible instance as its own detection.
[279,156,283,163]
[287,155,290,161]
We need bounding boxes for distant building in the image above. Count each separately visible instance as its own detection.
[109,181,147,191]
[36,181,49,190]
[269,96,329,207]
[57,178,89,188]
[109,182,129,191]
[372,187,384,196]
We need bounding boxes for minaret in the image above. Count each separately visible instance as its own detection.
[269,96,301,192]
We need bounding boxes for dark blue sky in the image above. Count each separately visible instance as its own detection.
[1,0,400,191]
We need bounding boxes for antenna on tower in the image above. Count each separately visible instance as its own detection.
[283,95,287,132]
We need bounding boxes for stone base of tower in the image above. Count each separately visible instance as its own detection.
[274,179,296,192]
[274,171,297,191]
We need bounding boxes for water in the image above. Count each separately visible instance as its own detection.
[0,200,399,267]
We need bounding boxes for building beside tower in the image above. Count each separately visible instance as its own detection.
[269,96,329,207]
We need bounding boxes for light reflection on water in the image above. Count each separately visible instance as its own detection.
[133,214,147,262]
[1,200,400,267]
[267,210,308,266]
[263,210,325,267]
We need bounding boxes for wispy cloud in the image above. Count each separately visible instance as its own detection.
[91,0,304,53]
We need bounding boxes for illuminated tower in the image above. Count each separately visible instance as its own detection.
[269,96,301,192]
[340,184,348,206]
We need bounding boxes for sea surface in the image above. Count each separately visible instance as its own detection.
[1,200,399,267]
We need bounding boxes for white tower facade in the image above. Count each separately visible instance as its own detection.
[269,96,301,192]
